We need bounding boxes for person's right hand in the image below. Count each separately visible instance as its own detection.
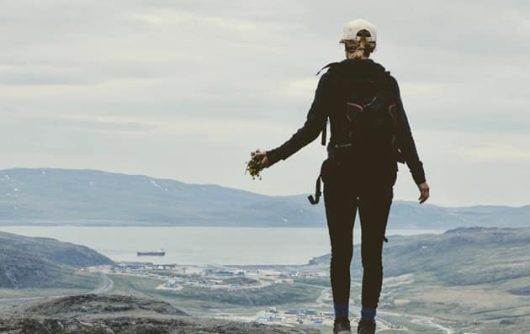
[251,150,271,169]
[418,181,430,204]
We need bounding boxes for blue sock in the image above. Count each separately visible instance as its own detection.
[361,307,376,320]
[334,302,349,320]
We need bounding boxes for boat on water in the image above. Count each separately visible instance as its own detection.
[137,249,166,256]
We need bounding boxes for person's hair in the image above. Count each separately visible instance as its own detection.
[356,29,376,55]
[344,41,375,59]
[343,29,376,59]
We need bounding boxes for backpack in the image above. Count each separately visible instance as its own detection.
[308,63,405,208]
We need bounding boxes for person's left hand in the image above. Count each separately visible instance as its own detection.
[418,181,430,204]
[251,150,271,169]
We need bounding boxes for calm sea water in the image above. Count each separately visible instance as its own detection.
[0,226,445,265]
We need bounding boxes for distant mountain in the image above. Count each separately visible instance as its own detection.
[0,168,323,227]
[0,231,113,288]
[0,168,528,229]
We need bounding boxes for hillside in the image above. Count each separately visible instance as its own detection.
[0,168,528,229]
[296,227,530,332]
[309,226,530,287]
[0,231,113,289]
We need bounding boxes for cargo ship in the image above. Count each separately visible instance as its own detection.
[137,249,165,256]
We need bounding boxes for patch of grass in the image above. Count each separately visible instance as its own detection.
[157,282,321,307]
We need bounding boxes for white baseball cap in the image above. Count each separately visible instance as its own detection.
[339,19,377,44]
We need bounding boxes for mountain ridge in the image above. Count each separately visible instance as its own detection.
[0,167,528,229]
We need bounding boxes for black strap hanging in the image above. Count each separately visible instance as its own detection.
[307,175,322,205]
[315,62,334,147]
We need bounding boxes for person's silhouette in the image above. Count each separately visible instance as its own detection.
[252,19,429,334]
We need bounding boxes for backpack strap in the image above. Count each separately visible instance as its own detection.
[308,62,340,204]
[321,117,328,146]
[315,62,340,147]
[307,174,322,205]
[315,62,339,76]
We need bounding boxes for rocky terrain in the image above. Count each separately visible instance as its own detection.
[0,294,320,334]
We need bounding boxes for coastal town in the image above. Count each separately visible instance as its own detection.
[86,260,407,331]
[87,260,341,327]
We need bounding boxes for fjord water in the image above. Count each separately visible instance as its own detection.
[0,226,444,265]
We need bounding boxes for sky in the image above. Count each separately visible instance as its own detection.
[0,0,529,207]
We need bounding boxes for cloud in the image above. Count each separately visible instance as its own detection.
[280,77,319,99]
[41,117,158,133]
[458,144,530,162]
[0,65,101,85]
[0,0,529,206]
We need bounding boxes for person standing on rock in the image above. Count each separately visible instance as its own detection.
[251,19,430,334]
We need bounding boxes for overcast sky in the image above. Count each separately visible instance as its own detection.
[1,0,529,207]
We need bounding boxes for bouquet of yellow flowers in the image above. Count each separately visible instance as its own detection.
[245,150,265,180]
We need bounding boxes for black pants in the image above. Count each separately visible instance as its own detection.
[321,157,395,309]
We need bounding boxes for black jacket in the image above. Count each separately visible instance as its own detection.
[266,58,426,185]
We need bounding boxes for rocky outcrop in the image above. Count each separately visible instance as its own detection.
[25,294,188,317]
[0,294,321,334]
[0,317,321,334]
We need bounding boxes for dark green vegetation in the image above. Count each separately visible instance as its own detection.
[0,231,113,289]
[0,168,528,229]
[223,276,260,285]
[293,277,330,287]
[111,274,320,307]
[160,283,321,307]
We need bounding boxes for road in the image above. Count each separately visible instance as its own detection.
[90,271,114,294]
